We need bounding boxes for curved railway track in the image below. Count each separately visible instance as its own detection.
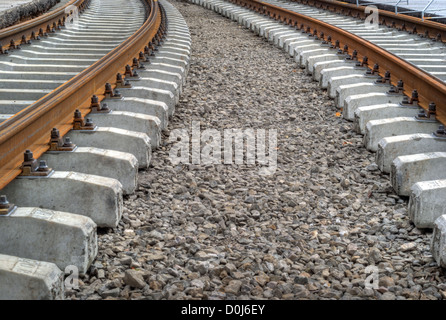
[0,0,147,121]
[0,0,445,300]
[192,0,446,268]
[0,0,192,299]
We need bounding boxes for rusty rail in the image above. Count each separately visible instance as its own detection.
[0,0,90,53]
[229,0,446,125]
[0,0,162,190]
[292,0,446,43]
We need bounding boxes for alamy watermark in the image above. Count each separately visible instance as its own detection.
[168,121,277,175]
[364,5,379,29]
[64,5,79,30]
[364,265,379,289]
[65,265,79,290]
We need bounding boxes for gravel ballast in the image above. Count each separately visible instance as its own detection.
[0,0,61,29]
[70,0,446,300]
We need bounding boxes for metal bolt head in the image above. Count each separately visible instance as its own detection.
[38,160,49,171]
[24,149,34,161]
[397,80,404,89]
[418,108,427,117]
[0,195,9,206]
[100,103,110,112]
[74,109,82,119]
[85,118,94,126]
[429,102,436,112]
[51,128,60,139]
[63,137,75,147]
[63,137,76,148]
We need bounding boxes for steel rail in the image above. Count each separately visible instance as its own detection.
[290,0,446,43]
[0,0,90,52]
[0,0,162,190]
[229,0,446,124]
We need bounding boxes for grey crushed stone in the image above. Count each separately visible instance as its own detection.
[69,0,446,300]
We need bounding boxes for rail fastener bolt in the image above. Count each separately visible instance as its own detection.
[0,195,16,216]
[19,150,53,176]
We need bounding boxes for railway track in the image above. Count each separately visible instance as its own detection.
[0,0,191,299]
[0,0,445,300]
[0,0,146,120]
[191,0,446,268]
